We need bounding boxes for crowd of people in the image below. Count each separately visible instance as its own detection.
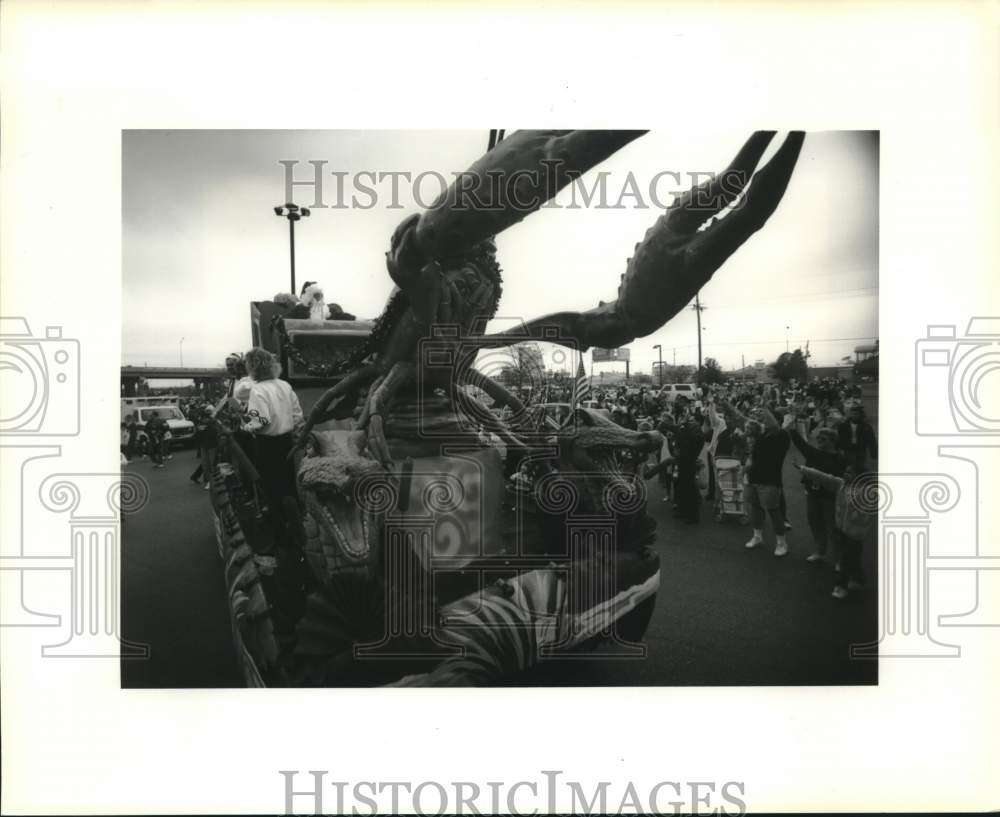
[581,377,877,600]
[119,410,173,468]
[127,358,877,601]
[120,397,222,484]
[121,349,306,568]
[497,376,876,599]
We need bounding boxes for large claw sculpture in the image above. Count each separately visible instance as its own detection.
[483,131,805,350]
[388,130,648,284]
[292,130,803,463]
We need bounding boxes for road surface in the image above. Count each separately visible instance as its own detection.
[122,444,877,688]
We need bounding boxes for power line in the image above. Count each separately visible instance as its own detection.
[708,287,878,308]
[662,334,876,350]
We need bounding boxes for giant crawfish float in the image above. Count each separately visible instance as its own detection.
[210,130,805,686]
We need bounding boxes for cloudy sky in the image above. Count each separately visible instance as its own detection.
[123,130,877,374]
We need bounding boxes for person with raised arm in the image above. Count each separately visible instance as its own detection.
[795,462,876,599]
[787,422,847,563]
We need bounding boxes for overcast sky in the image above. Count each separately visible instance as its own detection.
[123,130,877,375]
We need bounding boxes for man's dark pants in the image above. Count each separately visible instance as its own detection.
[676,458,700,522]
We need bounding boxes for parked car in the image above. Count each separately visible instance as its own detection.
[580,399,612,419]
[656,383,697,404]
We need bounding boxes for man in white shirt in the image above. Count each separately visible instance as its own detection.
[241,349,305,549]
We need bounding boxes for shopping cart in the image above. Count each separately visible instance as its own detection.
[712,455,749,524]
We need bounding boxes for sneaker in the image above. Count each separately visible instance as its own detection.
[774,542,789,557]
[847,580,864,591]
[806,553,826,564]
[831,586,849,600]
[783,521,793,531]
[203,483,210,490]
[153,463,165,469]
[745,536,763,549]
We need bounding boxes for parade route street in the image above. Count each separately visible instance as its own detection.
[122,448,877,688]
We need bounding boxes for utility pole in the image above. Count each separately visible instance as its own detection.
[691,294,707,380]
[653,344,663,386]
[274,203,311,295]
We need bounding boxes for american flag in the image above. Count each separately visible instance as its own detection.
[571,355,590,406]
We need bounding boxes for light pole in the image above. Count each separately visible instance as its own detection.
[653,344,663,386]
[179,337,185,367]
[785,325,790,353]
[274,202,311,295]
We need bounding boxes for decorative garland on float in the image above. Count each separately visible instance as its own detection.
[269,314,363,378]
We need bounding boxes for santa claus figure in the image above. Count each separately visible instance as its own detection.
[282,282,356,321]
[298,281,328,321]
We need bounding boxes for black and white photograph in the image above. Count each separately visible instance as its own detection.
[120,129,879,688]
[3,2,997,815]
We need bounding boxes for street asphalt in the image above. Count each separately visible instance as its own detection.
[121,441,878,688]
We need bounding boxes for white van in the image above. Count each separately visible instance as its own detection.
[121,396,196,447]
[657,383,697,403]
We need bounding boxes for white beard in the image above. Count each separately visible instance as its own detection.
[300,283,328,321]
[308,300,326,321]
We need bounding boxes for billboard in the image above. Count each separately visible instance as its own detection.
[592,347,630,363]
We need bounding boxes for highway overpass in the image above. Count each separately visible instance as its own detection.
[121,366,228,396]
